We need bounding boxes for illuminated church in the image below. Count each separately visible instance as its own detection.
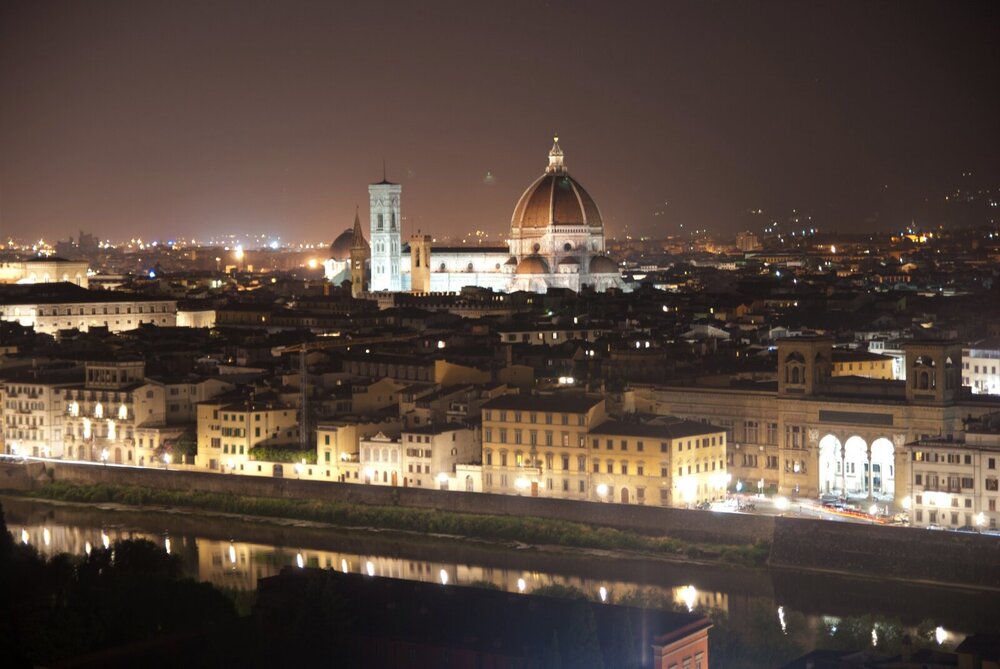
[325,138,626,295]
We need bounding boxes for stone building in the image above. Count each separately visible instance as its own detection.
[0,283,176,334]
[325,138,627,294]
[631,337,1000,506]
[904,412,1000,530]
[194,397,300,475]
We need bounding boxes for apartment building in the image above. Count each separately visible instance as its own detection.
[964,337,1000,395]
[904,412,1000,530]
[315,416,403,482]
[588,419,728,507]
[63,360,146,464]
[195,396,299,475]
[400,423,478,490]
[480,394,606,499]
[2,366,82,458]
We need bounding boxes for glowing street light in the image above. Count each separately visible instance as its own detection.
[596,483,609,500]
[514,477,530,493]
[100,448,109,466]
[163,453,172,468]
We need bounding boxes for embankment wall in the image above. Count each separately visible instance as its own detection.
[4,461,999,589]
[41,462,775,545]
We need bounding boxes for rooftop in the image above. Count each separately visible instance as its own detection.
[590,417,726,439]
[482,392,603,414]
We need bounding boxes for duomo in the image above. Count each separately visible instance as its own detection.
[324,137,628,296]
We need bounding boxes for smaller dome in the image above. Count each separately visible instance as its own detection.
[515,255,550,275]
[330,228,355,260]
[588,256,618,273]
[559,256,580,265]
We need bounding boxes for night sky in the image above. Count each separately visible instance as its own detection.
[1,0,998,243]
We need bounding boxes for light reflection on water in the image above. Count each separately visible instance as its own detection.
[15,523,727,613]
[12,512,976,660]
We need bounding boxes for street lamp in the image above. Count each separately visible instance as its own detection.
[100,448,109,466]
[163,453,172,469]
[976,512,987,533]
[514,477,529,494]
[596,483,609,501]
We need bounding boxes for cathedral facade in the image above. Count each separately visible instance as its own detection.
[325,138,626,294]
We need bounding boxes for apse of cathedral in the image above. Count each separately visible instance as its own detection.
[325,138,627,294]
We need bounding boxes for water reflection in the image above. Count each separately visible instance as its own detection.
[16,522,727,613]
[7,501,987,664]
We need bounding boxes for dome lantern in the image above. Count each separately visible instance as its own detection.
[545,135,567,174]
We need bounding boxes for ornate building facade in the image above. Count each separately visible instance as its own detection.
[325,138,627,294]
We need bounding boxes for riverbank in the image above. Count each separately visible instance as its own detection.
[7,482,771,567]
[5,460,1000,591]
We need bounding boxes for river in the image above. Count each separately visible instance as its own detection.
[4,496,998,666]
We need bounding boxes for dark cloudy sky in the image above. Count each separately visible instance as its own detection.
[1,0,998,243]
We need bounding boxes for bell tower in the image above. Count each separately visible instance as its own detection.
[409,233,432,294]
[905,340,962,404]
[348,208,369,298]
[369,166,402,292]
[777,336,833,396]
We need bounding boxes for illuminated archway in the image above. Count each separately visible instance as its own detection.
[870,437,895,498]
[844,436,868,495]
[818,435,843,495]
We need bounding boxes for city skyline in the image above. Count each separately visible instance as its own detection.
[2,0,999,243]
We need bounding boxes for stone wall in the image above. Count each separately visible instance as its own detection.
[43,462,774,545]
[12,462,1000,590]
[770,516,1000,589]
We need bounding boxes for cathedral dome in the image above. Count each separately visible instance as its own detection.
[330,228,355,261]
[588,256,618,273]
[515,255,551,275]
[511,137,603,232]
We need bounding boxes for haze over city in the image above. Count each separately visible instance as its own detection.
[2,0,998,243]
[3,3,1000,667]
